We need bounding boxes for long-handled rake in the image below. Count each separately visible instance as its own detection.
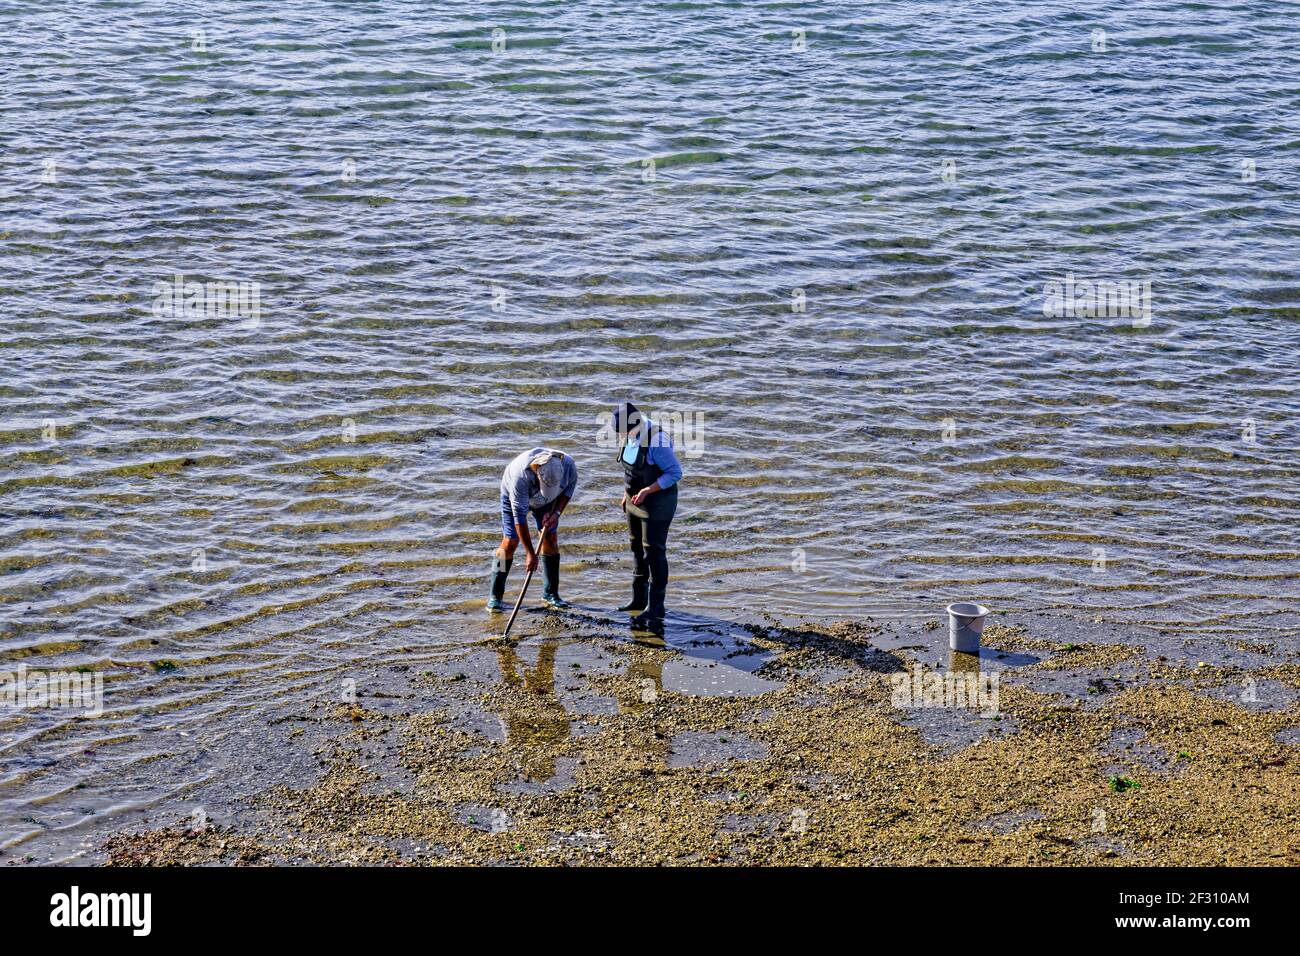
[500,560,536,639]
[503,516,558,639]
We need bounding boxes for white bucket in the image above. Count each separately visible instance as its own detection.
[946,602,989,654]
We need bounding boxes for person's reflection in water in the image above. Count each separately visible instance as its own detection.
[494,641,570,782]
[622,626,666,715]
[618,625,672,769]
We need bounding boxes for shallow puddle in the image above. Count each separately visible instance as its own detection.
[1194,678,1298,713]
[667,730,769,769]
[1101,725,1175,777]
[498,755,580,796]
[968,808,1044,834]
[1274,727,1300,748]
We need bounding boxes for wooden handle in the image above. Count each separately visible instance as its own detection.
[501,567,535,639]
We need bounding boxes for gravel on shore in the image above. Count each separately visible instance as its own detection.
[102,615,1300,866]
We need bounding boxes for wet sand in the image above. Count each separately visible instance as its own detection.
[92,608,1300,867]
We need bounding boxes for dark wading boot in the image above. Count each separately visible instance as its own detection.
[640,579,667,628]
[487,555,512,612]
[617,575,649,612]
[541,554,571,609]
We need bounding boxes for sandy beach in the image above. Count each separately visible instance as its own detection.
[94,608,1299,867]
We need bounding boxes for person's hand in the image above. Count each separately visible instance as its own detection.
[631,488,650,507]
[524,550,539,573]
[620,493,627,512]
[542,511,559,530]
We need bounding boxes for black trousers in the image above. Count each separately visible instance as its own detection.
[627,485,677,599]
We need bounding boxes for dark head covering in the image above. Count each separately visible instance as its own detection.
[612,401,641,441]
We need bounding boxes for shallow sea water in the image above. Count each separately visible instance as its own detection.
[1,0,1298,859]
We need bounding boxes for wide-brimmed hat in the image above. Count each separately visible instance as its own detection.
[531,451,565,498]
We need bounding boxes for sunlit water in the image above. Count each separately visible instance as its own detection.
[2,0,1298,860]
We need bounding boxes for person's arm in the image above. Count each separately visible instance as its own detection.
[630,443,682,506]
[542,493,570,529]
[510,476,539,571]
[515,521,538,570]
[543,455,577,528]
[630,482,660,507]
[562,454,578,499]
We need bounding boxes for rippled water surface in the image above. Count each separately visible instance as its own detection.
[2,0,1298,859]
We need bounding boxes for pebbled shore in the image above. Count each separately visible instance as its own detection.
[98,611,1300,867]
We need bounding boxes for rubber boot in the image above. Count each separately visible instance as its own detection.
[642,579,667,626]
[487,555,512,612]
[541,554,570,609]
[617,575,649,612]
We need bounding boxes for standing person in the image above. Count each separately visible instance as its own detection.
[611,402,682,628]
[488,448,577,612]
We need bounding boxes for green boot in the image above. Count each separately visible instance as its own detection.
[541,554,571,609]
[486,555,512,612]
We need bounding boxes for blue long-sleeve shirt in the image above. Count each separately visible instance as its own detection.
[637,419,683,489]
[501,448,578,527]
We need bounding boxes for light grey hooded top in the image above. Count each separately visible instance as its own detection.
[500,448,578,527]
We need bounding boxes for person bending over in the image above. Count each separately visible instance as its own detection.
[488,448,577,612]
